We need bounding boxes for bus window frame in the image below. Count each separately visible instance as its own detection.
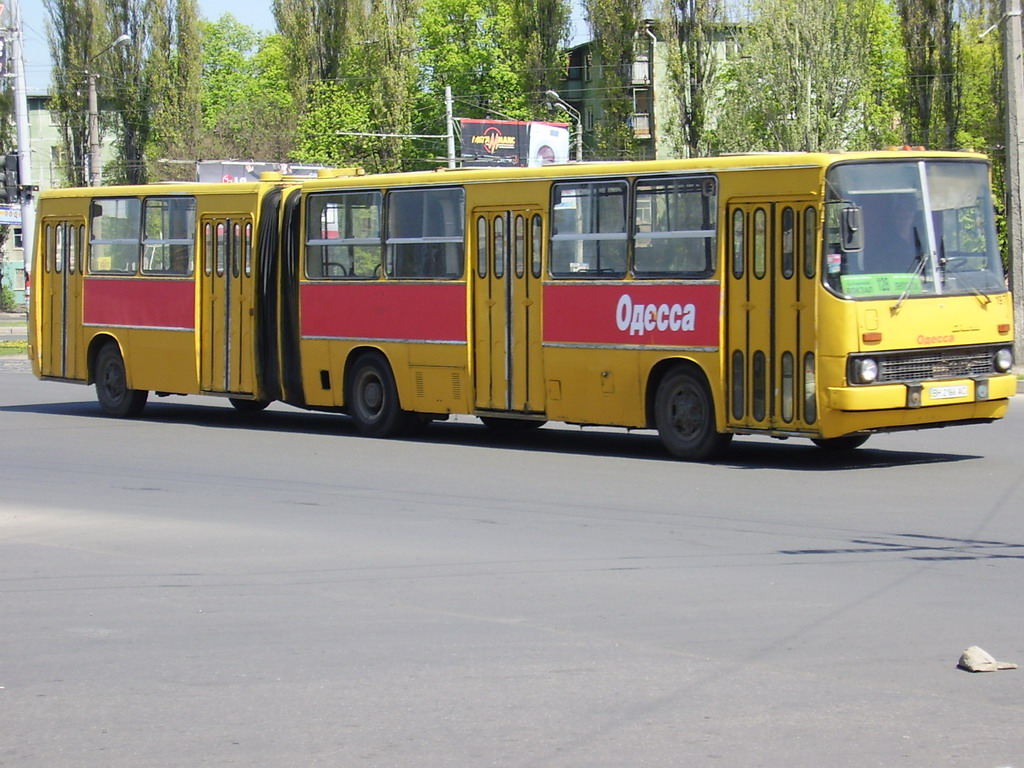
[384,186,466,280]
[304,189,383,280]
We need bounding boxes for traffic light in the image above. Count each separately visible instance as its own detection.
[3,153,19,204]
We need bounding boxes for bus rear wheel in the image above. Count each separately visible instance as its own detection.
[811,435,870,451]
[95,343,148,418]
[347,353,410,438]
[654,367,731,461]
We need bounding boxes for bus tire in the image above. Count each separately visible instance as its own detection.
[811,435,869,451]
[347,353,408,438]
[95,343,148,418]
[229,398,271,413]
[654,367,731,461]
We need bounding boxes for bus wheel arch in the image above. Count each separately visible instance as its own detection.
[345,349,411,438]
[648,360,732,461]
[92,338,148,418]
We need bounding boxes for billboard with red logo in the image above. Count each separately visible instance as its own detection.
[460,119,570,168]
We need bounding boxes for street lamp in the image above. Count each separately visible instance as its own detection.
[88,33,130,187]
[545,90,583,162]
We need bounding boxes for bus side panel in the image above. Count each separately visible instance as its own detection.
[298,282,469,411]
[541,282,721,427]
[82,277,198,394]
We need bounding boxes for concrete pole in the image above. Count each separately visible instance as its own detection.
[445,86,456,169]
[88,72,102,186]
[1004,0,1024,364]
[10,0,35,281]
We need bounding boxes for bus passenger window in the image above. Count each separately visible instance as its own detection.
[386,187,465,279]
[306,191,382,279]
[549,180,627,278]
[633,175,716,277]
[90,197,142,274]
[142,197,196,275]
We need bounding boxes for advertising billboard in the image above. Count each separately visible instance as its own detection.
[460,119,570,168]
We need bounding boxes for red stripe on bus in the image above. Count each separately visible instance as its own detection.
[301,282,468,342]
[83,278,196,329]
[544,283,721,347]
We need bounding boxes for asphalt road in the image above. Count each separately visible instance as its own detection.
[1,365,1022,767]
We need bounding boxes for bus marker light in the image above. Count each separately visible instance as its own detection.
[998,323,1010,334]
[862,331,882,344]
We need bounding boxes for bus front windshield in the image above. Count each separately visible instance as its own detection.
[823,160,1005,300]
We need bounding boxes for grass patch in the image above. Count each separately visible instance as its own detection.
[0,340,28,356]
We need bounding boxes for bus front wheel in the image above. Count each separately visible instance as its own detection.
[654,368,731,461]
[347,353,409,438]
[95,343,148,418]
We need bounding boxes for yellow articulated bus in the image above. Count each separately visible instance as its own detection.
[29,151,1015,460]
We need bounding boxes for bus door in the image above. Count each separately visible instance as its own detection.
[40,218,85,379]
[199,216,255,394]
[725,201,817,432]
[472,207,545,414]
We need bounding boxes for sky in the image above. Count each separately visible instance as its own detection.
[18,0,586,93]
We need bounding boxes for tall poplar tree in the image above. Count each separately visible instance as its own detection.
[45,0,101,186]
[662,0,725,157]
[584,0,646,159]
[895,0,958,148]
[510,0,572,109]
[714,0,879,153]
[147,0,202,180]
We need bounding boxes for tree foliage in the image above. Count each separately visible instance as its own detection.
[714,0,881,153]
[147,0,202,181]
[584,0,646,159]
[895,0,958,147]
[509,0,572,110]
[44,0,100,186]
[662,0,724,157]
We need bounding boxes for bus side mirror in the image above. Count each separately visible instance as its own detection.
[841,205,863,252]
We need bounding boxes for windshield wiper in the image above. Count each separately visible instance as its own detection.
[891,228,927,316]
[941,259,992,305]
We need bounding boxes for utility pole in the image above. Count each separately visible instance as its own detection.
[7,0,35,296]
[1004,0,1024,365]
[445,86,456,169]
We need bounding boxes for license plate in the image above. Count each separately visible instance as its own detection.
[928,384,969,400]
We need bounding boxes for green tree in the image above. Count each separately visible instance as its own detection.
[584,0,646,159]
[294,0,419,172]
[714,0,880,153]
[895,0,958,147]
[417,0,532,125]
[105,0,152,184]
[45,0,101,186]
[147,0,202,181]
[510,0,572,111]
[195,17,296,162]
[662,0,726,157]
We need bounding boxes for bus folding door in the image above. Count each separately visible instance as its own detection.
[199,216,257,395]
[39,218,85,380]
[472,207,545,415]
[725,200,818,434]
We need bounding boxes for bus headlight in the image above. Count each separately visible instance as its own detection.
[851,357,879,384]
[994,347,1013,373]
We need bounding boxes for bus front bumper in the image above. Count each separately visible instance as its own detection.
[826,374,1017,411]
